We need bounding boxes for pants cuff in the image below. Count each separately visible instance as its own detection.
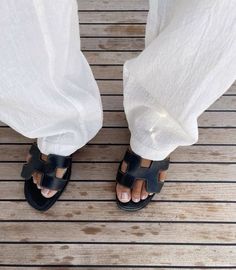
[130,136,172,161]
[37,138,81,156]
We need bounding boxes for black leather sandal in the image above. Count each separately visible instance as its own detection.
[116,148,170,211]
[21,143,72,211]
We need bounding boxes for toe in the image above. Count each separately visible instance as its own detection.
[25,150,68,199]
[26,154,32,163]
[131,179,143,203]
[32,172,42,189]
[32,173,37,184]
[116,183,131,203]
[159,170,167,182]
[141,182,149,200]
[40,167,67,199]
[116,160,131,203]
[41,189,57,198]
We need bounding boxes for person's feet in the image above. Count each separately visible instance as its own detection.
[116,149,168,203]
[26,153,67,198]
[27,147,167,201]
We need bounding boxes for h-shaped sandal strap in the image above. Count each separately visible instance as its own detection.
[21,143,72,191]
[116,149,170,193]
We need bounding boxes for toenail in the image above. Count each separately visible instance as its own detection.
[42,189,49,195]
[141,195,148,200]
[133,198,140,203]
[121,192,129,200]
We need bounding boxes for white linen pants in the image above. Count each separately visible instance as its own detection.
[0,0,235,160]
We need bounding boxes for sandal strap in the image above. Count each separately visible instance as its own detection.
[116,149,170,193]
[40,175,68,191]
[21,143,72,191]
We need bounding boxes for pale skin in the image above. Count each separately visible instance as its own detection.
[28,149,168,201]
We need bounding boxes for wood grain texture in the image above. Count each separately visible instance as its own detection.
[81,37,145,51]
[2,111,236,127]
[77,0,149,11]
[0,163,235,181]
[1,181,236,201]
[79,11,148,23]
[0,144,234,162]
[1,243,235,266]
[101,111,236,127]
[0,201,236,222]
[0,268,233,270]
[100,95,236,111]
[0,2,235,268]
[96,80,235,95]
[0,127,236,144]
[1,269,229,270]
[1,222,236,243]
[80,24,145,37]
[84,51,139,64]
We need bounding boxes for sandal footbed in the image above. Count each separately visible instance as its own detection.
[116,188,155,211]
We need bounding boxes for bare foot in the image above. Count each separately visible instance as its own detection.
[116,150,168,203]
[26,153,67,198]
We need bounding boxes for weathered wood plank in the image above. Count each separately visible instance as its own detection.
[204,95,236,111]
[97,80,123,94]
[79,11,148,24]
[0,268,232,270]
[0,201,236,222]
[92,65,122,79]
[103,111,126,126]
[89,125,227,144]
[38,126,236,144]
[98,80,235,95]
[99,95,235,111]
[81,37,144,51]
[84,51,139,64]
[93,66,236,90]
[1,127,236,145]
[80,24,145,37]
[1,222,236,243]
[0,163,235,181]
[51,181,236,202]
[198,112,236,127]
[0,268,215,270]
[104,111,236,127]
[98,61,235,86]
[1,182,236,201]
[228,82,236,94]
[78,0,149,11]
[100,95,236,111]
[1,243,235,266]
[36,144,236,162]
[0,144,235,162]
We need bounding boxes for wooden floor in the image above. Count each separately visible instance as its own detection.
[0,0,236,268]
